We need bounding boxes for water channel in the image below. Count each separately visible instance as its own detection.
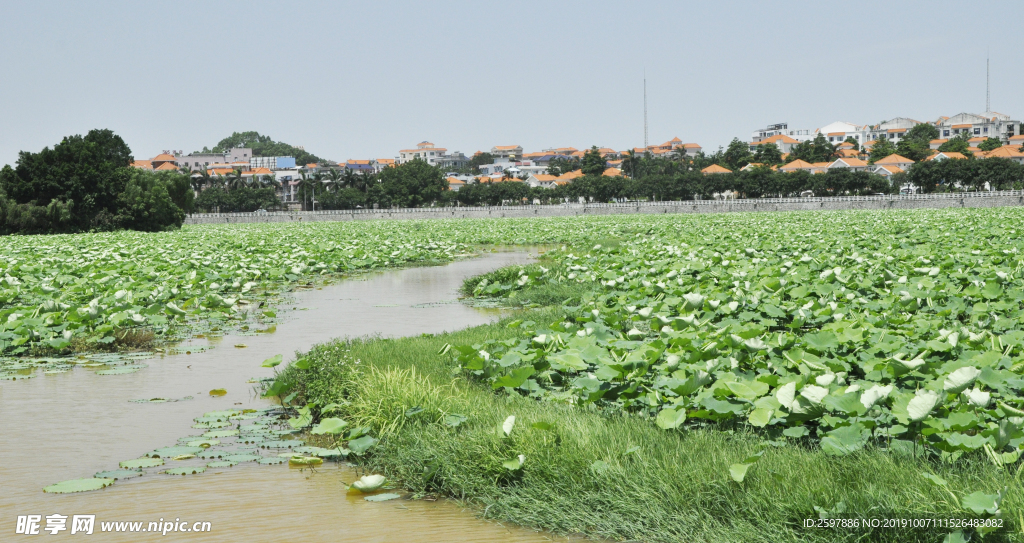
[0,250,573,542]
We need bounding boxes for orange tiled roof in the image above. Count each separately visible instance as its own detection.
[493,145,521,151]
[531,174,558,182]
[930,139,948,144]
[682,143,701,148]
[701,164,732,174]
[249,167,273,175]
[347,160,371,165]
[445,177,466,184]
[603,167,623,177]
[1009,135,1024,142]
[886,128,907,133]
[154,162,179,171]
[780,159,814,171]
[951,124,972,129]
[753,134,799,145]
[924,152,966,161]
[558,170,584,180]
[968,137,986,143]
[152,153,176,162]
[132,160,153,169]
[208,168,234,175]
[833,158,868,167]
[874,154,913,165]
[376,158,395,164]
[984,147,1024,159]
[875,165,904,175]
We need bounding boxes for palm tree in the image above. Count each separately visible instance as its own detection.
[324,168,343,193]
[190,168,212,195]
[225,168,246,191]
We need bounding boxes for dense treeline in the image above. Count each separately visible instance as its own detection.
[441,167,895,206]
[0,130,193,234]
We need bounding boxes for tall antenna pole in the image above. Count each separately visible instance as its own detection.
[986,53,990,113]
[643,69,649,150]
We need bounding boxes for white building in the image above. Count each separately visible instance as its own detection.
[397,142,448,165]
[936,112,1020,143]
[751,122,813,143]
[816,121,870,145]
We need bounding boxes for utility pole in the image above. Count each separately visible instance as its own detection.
[986,52,990,113]
[643,69,649,150]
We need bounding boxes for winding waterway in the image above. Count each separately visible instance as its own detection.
[0,250,571,541]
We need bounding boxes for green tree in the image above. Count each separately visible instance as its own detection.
[979,137,1003,152]
[938,133,972,155]
[905,123,939,144]
[0,128,133,228]
[868,138,898,164]
[752,143,784,166]
[115,170,186,231]
[721,138,753,171]
[896,139,932,162]
[547,157,580,177]
[789,134,837,164]
[580,146,606,176]
[204,131,322,165]
[372,158,447,207]
[468,152,495,174]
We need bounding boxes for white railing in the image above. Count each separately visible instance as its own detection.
[189,190,1024,218]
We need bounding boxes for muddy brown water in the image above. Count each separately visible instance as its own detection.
[0,251,573,542]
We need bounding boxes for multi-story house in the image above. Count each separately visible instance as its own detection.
[936,112,1020,143]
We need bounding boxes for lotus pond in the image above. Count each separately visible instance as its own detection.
[7,209,1024,540]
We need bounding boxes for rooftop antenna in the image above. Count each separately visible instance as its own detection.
[643,69,649,150]
[986,52,990,113]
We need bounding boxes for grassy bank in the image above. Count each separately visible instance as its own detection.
[278,311,1023,543]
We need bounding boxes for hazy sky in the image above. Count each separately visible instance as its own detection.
[2,1,1022,165]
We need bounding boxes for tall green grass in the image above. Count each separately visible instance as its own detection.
[280,312,1024,543]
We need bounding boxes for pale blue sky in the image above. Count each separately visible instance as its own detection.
[2,0,1021,165]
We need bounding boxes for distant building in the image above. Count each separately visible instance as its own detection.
[397,142,448,165]
[490,145,523,160]
[173,148,253,171]
[751,122,813,143]
[936,112,1020,143]
[250,156,296,169]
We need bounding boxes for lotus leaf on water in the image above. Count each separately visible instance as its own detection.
[163,467,206,476]
[288,456,323,467]
[209,388,227,396]
[147,446,203,458]
[222,454,262,463]
[94,469,143,480]
[43,478,114,493]
[120,458,164,469]
[206,461,238,468]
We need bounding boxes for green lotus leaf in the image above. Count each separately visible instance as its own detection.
[147,446,203,458]
[120,457,164,469]
[44,478,114,493]
[95,469,143,480]
[163,467,206,476]
[206,461,237,468]
[222,454,262,463]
